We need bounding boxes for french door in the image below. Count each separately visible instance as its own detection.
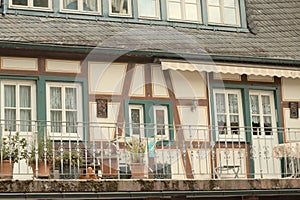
[249,90,280,178]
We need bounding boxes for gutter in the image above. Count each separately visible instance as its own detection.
[1,41,300,66]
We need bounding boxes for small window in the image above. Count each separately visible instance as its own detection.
[167,0,201,22]
[11,0,50,8]
[154,105,169,139]
[138,0,160,19]
[207,0,240,26]
[129,105,144,137]
[62,0,100,13]
[110,0,132,16]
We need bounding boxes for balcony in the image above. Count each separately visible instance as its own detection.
[0,121,300,198]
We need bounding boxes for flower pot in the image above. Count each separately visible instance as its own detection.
[0,160,14,179]
[130,163,146,179]
[31,162,51,178]
[100,157,118,178]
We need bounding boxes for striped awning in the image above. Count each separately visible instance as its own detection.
[161,60,300,78]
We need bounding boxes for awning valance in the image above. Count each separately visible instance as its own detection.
[161,60,300,78]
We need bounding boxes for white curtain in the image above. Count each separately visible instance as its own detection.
[84,0,97,11]
[64,0,78,9]
[4,85,16,131]
[50,87,62,132]
[65,88,77,133]
[111,0,128,14]
[20,86,32,132]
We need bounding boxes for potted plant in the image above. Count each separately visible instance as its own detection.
[56,151,82,179]
[0,132,29,179]
[126,137,146,179]
[28,136,53,178]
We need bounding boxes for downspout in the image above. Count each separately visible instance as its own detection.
[2,0,7,15]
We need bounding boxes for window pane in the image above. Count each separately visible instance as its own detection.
[217,115,227,134]
[207,0,219,6]
[4,85,16,107]
[12,0,27,6]
[230,115,239,134]
[50,87,62,109]
[250,95,259,114]
[224,0,235,7]
[264,116,272,135]
[84,0,97,11]
[228,94,238,113]
[168,2,182,19]
[208,6,221,23]
[156,110,165,135]
[216,93,225,113]
[20,110,32,132]
[64,0,78,10]
[66,111,77,133]
[185,4,198,21]
[51,111,62,132]
[5,109,16,131]
[20,86,31,108]
[224,7,237,24]
[131,109,141,135]
[111,0,129,14]
[252,116,260,135]
[65,88,77,110]
[139,0,157,17]
[33,0,48,7]
[262,95,271,114]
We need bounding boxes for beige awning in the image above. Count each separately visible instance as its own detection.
[161,60,300,78]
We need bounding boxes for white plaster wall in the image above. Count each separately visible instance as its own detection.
[89,62,127,95]
[170,70,206,99]
[129,65,145,97]
[177,106,209,141]
[282,78,300,101]
[152,65,169,97]
[89,102,120,140]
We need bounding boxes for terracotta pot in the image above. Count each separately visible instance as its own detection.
[0,160,14,179]
[31,162,51,178]
[130,163,146,179]
[100,157,118,178]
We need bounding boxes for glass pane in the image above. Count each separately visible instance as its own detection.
[215,93,226,113]
[111,0,129,14]
[224,8,237,24]
[264,116,272,135]
[51,111,62,132]
[185,4,198,21]
[20,86,31,108]
[252,116,260,135]
[156,110,165,135]
[139,0,157,17]
[228,94,238,113]
[168,2,181,19]
[207,0,219,6]
[131,109,141,135]
[50,87,62,109]
[20,110,32,131]
[4,85,16,107]
[66,111,77,133]
[65,88,77,110]
[84,0,97,11]
[262,95,271,114]
[64,0,78,10]
[208,6,221,23]
[217,115,227,134]
[33,0,48,7]
[224,0,235,7]
[5,109,16,131]
[250,95,259,114]
[230,115,239,134]
[12,0,27,6]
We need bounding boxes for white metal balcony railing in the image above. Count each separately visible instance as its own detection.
[0,120,300,180]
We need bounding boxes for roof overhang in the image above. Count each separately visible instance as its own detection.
[161,59,300,78]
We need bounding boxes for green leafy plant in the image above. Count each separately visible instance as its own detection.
[126,138,146,163]
[56,151,83,167]
[28,136,53,166]
[1,132,29,162]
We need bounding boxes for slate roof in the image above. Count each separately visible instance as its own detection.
[0,0,299,61]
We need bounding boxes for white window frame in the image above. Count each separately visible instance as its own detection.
[46,82,83,139]
[0,80,36,135]
[60,0,101,14]
[128,105,144,137]
[213,89,244,140]
[138,0,160,19]
[167,0,201,23]
[207,0,240,26]
[109,0,132,17]
[9,0,52,10]
[153,105,169,140]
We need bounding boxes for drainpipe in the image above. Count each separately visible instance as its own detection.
[1,0,7,15]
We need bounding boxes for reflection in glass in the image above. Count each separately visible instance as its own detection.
[156,110,165,135]
[12,0,27,5]
[217,115,227,134]
[111,0,129,14]
[131,109,141,135]
[33,0,48,7]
